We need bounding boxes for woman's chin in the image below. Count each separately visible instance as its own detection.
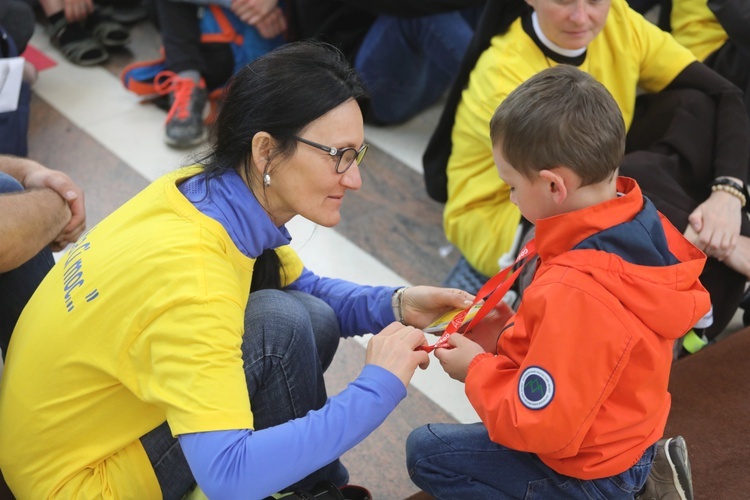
[308,212,341,228]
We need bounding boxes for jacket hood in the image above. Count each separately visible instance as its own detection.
[534,177,710,340]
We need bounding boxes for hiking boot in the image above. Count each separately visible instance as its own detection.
[637,436,693,500]
[155,71,207,148]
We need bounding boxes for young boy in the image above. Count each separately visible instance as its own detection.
[406,65,711,499]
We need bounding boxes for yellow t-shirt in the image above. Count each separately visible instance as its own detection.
[671,0,728,61]
[444,0,696,277]
[0,168,304,498]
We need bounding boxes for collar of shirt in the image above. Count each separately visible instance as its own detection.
[178,169,292,258]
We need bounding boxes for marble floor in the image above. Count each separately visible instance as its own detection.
[11,12,747,500]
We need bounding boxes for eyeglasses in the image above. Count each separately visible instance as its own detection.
[292,135,368,174]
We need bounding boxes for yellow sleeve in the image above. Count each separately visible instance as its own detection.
[276,244,305,286]
[444,29,540,277]
[670,0,727,61]
[626,2,696,92]
[123,294,254,436]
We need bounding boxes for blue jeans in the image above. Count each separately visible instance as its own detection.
[355,9,479,125]
[0,173,56,359]
[141,289,345,500]
[406,422,655,500]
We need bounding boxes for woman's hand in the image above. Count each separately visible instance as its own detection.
[435,334,485,383]
[366,322,430,387]
[687,190,742,260]
[463,301,514,354]
[401,286,474,329]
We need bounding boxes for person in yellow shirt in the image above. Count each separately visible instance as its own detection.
[0,41,474,499]
[424,0,749,352]
[671,0,750,118]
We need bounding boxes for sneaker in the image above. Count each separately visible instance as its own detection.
[155,71,207,148]
[638,436,694,500]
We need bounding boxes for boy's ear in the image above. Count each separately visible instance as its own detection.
[251,131,274,176]
[539,168,568,205]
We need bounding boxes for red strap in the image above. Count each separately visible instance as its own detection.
[419,240,536,352]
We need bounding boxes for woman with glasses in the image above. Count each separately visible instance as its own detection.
[0,41,473,499]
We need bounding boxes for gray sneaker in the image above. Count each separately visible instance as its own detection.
[638,436,693,500]
[160,73,207,148]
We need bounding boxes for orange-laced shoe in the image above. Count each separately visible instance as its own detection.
[155,71,208,148]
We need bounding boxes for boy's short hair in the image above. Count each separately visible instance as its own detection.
[489,65,625,185]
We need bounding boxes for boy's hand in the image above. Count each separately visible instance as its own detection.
[464,301,514,354]
[435,334,485,383]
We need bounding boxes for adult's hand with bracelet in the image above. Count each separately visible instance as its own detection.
[686,177,744,260]
[400,286,474,329]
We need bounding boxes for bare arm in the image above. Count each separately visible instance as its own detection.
[0,155,86,271]
[665,63,750,258]
[0,189,71,272]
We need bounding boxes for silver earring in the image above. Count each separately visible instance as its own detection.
[263,173,271,187]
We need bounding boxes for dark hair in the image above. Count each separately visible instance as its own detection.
[489,65,625,185]
[199,40,368,291]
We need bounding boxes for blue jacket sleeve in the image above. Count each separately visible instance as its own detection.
[177,365,406,500]
[286,268,398,336]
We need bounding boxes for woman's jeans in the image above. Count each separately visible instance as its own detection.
[140,289,345,500]
[406,422,655,500]
[0,173,56,360]
[355,9,480,125]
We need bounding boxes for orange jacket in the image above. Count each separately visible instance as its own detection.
[465,177,710,479]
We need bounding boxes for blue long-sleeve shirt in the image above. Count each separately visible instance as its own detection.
[177,169,405,498]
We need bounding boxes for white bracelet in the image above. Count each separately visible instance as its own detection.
[711,183,747,207]
[391,287,407,325]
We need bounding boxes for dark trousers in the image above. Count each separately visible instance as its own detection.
[0,0,34,53]
[705,42,750,120]
[152,0,234,90]
[621,89,749,341]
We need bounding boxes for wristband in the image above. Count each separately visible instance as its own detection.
[391,287,407,325]
[711,178,747,208]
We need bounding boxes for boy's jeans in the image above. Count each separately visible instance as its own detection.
[407,422,655,499]
[141,289,346,500]
[355,9,479,125]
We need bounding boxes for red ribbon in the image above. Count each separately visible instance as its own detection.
[419,240,536,352]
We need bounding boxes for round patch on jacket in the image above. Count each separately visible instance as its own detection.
[518,366,554,410]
